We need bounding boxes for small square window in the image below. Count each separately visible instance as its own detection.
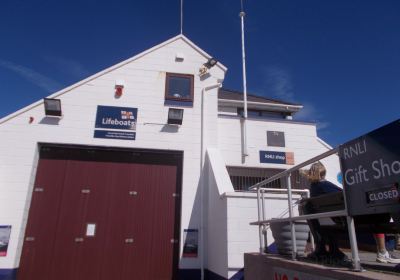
[165,73,194,102]
[267,131,285,147]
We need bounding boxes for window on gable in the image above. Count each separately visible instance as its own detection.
[165,73,194,102]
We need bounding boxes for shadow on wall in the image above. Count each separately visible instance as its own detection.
[160,124,180,133]
[230,269,244,280]
[39,117,61,125]
[179,154,242,280]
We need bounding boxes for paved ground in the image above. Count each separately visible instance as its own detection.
[355,250,400,276]
[246,252,400,280]
[302,249,400,276]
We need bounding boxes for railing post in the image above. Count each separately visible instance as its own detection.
[257,187,264,254]
[339,156,362,272]
[286,174,297,260]
[261,189,267,252]
[304,191,315,250]
[346,216,361,271]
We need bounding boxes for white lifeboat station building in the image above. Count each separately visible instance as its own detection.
[0,35,341,280]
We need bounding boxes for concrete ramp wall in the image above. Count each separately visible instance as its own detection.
[245,253,399,280]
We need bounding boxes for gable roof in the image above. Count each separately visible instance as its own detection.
[218,88,303,113]
[218,88,301,106]
[0,34,227,124]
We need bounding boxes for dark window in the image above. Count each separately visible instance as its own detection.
[165,73,194,102]
[237,108,286,119]
[267,131,285,147]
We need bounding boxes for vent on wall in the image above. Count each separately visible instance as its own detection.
[226,167,308,191]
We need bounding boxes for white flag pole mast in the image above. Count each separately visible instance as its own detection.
[180,0,183,34]
[240,0,249,158]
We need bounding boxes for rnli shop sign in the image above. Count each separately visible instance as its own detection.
[339,119,400,216]
[260,151,294,165]
[94,105,137,140]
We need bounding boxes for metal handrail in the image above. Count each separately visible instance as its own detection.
[250,210,347,225]
[249,147,362,271]
[258,188,309,195]
[249,148,338,191]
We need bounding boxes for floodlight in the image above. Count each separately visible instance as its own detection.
[44,98,62,117]
[204,58,218,69]
[167,108,184,125]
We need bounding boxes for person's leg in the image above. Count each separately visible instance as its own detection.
[307,219,326,252]
[375,233,400,264]
[303,202,327,257]
[375,233,386,254]
[304,232,314,256]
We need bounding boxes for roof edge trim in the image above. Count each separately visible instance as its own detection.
[218,99,303,112]
[179,35,228,72]
[317,137,334,150]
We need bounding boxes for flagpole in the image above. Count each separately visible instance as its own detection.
[240,0,249,158]
[180,0,183,34]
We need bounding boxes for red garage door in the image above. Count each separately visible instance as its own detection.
[18,146,182,280]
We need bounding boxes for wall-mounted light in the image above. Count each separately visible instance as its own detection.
[44,98,62,117]
[199,57,218,77]
[204,57,218,69]
[115,79,125,98]
[167,108,184,125]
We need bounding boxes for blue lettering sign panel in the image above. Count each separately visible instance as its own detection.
[260,151,287,164]
[260,151,294,165]
[94,106,138,140]
[95,105,137,130]
[339,119,400,216]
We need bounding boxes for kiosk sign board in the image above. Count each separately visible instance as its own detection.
[339,120,400,216]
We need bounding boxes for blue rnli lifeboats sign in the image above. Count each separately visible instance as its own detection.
[339,119,400,216]
[94,105,137,140]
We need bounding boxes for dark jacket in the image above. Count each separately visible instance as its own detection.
[310,180,342,198]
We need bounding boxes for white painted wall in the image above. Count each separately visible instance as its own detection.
[225,192,302,279]
[215,110,342,278]
[217,115,342,185]
[206,148,306,279]
[0,35,226,270]
[205,149,231,279]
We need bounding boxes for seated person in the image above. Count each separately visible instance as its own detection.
[302,162,346,261]
[302,162,400,263]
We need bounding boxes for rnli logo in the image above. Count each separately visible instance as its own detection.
[121,110,134,120]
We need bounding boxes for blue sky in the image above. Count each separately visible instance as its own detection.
[0,0,399,147]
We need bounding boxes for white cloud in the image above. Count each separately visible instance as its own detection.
[253,66,330,131]
[43,56,90,79]
[0,59,62,92]
[252,66,331,131]
[264,66,294,101]
[295,102,330,130]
